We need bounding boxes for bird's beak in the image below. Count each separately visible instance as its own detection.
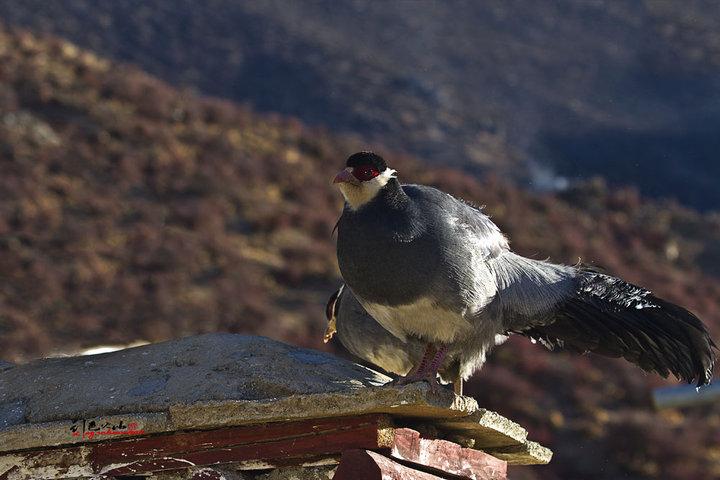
[332,168,360,186]
[323,316,337,343]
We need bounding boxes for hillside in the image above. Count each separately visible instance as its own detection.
[0,26,719,479]
[2,0,720,210]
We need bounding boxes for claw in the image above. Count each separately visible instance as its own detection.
[388,343,450,394]
[387,371,443,393]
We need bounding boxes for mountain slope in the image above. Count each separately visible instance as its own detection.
[2,0,720,209]
[0,26,719,479]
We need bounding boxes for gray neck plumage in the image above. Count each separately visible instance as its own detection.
[374,178,407,209]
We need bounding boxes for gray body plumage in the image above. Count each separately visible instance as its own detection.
[336,178,716,385]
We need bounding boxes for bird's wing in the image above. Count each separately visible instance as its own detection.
[404,184,509,260]
[492,253,716,386]
[332,285,420,376]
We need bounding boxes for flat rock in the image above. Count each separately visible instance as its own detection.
[0,334,551,466]
[0,333,389,425]
[0,400,25,429]
[487,441,553,465]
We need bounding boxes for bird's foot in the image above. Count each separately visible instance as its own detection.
[386,343,436,387]
[422,373,444,394]
[391,371,428,387]
[389,372,443,393]
[387,343,449,394]
[388,343,447,393]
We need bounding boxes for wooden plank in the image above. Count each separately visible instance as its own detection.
[389,428,507,480]
[334,450,448,480]
[97,414,392,475]
[101,424,386,475]
[93,414,391,466]
[0,415,392,479]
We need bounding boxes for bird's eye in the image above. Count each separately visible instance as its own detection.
[352,165,380,181]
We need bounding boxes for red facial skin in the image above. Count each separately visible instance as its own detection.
[333,165,380,184]
[353,165,380,181]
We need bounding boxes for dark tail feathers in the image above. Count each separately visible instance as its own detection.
[522,271,717,387]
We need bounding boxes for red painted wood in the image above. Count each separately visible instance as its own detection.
[390,428,507,480]
[103,426,381,475]
[335,450,446,480]
[97,414,388,475]
[93,413,386,464]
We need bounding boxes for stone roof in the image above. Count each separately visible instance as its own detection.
[0,334,551,479]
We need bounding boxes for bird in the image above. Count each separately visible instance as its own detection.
[332,151,717,391]
[324,283,465,394]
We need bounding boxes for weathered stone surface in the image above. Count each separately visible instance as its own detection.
[488,441,553,465]
[148,467,249,480]
[0,360,14,372]
[0,412,170,452]
[0,334,552,469]
[170,382,477,431]
[0,399,25,429]
[0,446,93,479]
[436,409,528,448]
[252,466,336,480]
[0,333,390,426]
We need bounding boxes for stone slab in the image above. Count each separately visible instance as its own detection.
[435,409,528,448]
[0,334,552,467]
[169,383,477,431]
[0,412,169,453]
[0,334,390,427]
[487,441,553,465]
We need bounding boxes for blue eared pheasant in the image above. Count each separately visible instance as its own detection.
[332,152,716,391]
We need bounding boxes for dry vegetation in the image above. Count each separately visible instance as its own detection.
[4,0,720,210]
[0,26,719,479]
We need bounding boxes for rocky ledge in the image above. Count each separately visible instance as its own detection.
[0,334,550,479]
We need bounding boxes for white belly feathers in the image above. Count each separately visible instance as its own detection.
[361,296,474,344]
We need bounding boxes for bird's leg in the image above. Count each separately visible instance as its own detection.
[453,373,463,396]
[422,345,449,393]
[393,344,450,394]
[392,343,437,386]
[426,345,448,374]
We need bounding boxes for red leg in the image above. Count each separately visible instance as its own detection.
[391,344,449,393]
[411,343,436,377]
[426,345,448,375]
[423,345,448,393]
[393,344,436,386]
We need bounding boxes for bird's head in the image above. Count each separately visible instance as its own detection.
[332,152,397,209]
